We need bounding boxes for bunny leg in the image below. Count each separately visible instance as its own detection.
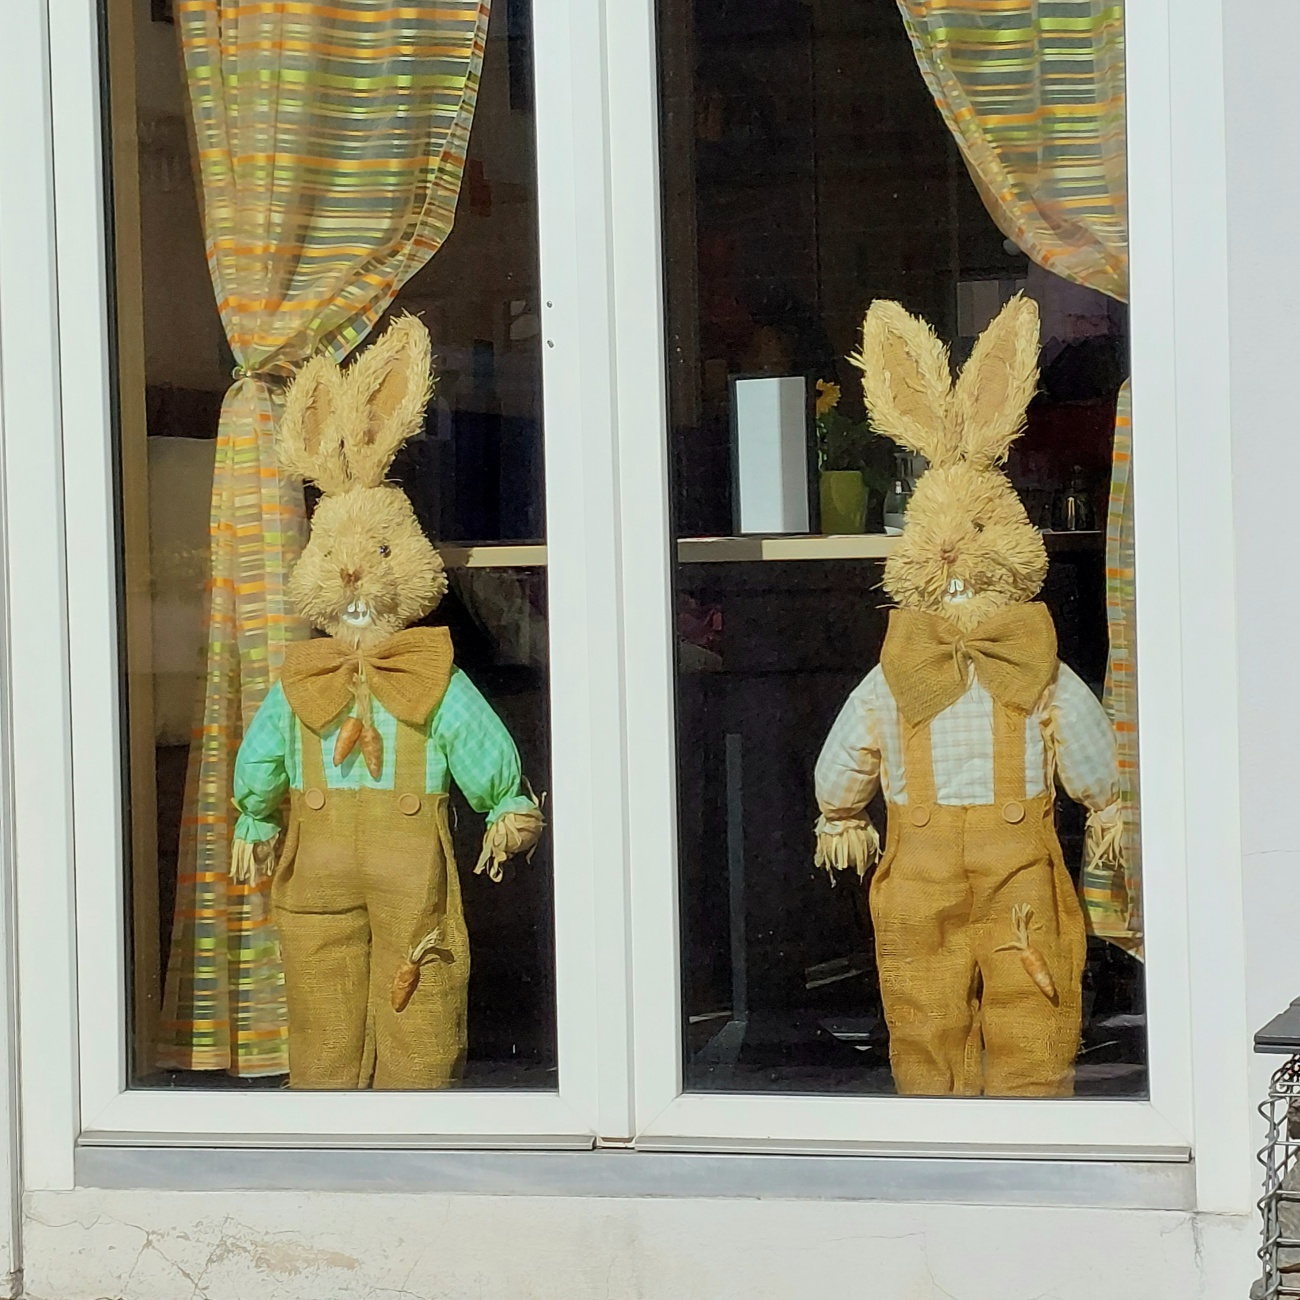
[871,805,981,1096]
[968,798,1086,1097]
[360,795,469,1090]
[274,905,372,1089]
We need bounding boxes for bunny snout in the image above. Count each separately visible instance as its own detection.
[938,536,961,566]
[338,564,364,590]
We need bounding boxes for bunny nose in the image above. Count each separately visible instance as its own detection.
[939,540,959,564]
[339,565,362,588]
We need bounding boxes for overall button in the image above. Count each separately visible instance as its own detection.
[304,788,326,811]
[1002,800,1025,824]
[909,804,931,828]
[398,793,422,816]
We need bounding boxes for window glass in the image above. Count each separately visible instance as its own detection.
[112,0,554,1090]
[658,0,1144,1097]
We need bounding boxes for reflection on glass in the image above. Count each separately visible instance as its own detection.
[113,0,553,1088]
[658,0,1144,1096]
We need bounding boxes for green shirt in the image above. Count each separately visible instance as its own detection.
[233,668,535,844]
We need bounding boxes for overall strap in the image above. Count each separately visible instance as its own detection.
[902,717,938,809]
[992,701,1028,805]
[299,714,328,791]
[393,711,430,794]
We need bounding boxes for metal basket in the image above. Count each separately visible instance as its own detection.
[1258,1055,1300,1297]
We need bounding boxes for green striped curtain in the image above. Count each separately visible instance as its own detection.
[1093,381,1141,953]
[897,0,1140,953]
[158,0,492,1075]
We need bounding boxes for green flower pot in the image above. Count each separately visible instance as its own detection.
[819,469,866,534]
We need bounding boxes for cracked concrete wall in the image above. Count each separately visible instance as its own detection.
[21,1189,1255,1300]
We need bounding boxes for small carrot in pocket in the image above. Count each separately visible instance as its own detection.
[391,929,445,1013]
[333,715,363,767]
[390,961,421,1013]
[995,903,1057,999]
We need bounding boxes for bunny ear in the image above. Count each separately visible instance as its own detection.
[277,354,351,494]
[850,299,957,466]
[340,314,434,488]
[952,293,1040,469]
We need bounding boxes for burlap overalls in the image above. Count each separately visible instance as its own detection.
[271,711,469,1089]
[870,699,1087,1097]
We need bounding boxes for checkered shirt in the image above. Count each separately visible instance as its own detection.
[815,662,1119,817]
[233,666,537,843]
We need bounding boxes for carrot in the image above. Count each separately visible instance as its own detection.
[995,903,1057,1000]
[1018,946,1057,1000]
[389,929,445,1013]
[360,724,383,779]
[333,715,363,767]
[390,961,421,1013]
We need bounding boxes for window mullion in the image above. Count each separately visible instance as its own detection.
[533,0,636,1142]
[602,0,689,1139]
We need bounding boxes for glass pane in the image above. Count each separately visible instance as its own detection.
[658,0,1143,1097]
[111,0,554,1089]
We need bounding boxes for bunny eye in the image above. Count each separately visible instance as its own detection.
[378,543,391,558]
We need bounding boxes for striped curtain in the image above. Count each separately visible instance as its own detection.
[1091,381,1141,953]
[897,0,1140,953]
[158,0,492,1075]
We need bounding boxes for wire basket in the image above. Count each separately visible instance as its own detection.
[1258,1055,1300,1297]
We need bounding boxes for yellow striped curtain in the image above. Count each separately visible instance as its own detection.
[897,0,1140,953]
[158,0,491,1075]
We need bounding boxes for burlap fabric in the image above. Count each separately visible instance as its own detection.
[870,696,1086,1096]
[880,604,1058,726]
[280,627,456,731]
[272,699,468,1089]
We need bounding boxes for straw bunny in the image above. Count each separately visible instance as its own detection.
[813,295,1124,1098]
[228,315,543,1089]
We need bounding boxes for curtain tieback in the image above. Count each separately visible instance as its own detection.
[231,363,293,385]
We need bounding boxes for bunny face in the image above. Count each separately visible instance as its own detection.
[277,315,445,649]
[852,294,1046,632]
[883,464,1047,630]
[287,486,447,647]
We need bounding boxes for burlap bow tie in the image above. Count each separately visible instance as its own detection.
[880,603,1058,725]
[279,626,455,733]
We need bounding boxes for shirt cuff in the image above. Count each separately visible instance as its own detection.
[485,793,539,827]
[234,811,281,844]
[813,815,881,879]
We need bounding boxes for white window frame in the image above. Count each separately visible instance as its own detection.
[0,0,1253,1214]
[605,0,1250,1210]
[2,0,640,1181]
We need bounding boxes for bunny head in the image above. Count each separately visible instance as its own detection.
[278,315,447,649]
[852,294,1046,633]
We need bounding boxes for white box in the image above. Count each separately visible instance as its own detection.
[731,375,810,534]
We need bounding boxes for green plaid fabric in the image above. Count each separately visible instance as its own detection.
[234,669,535,844]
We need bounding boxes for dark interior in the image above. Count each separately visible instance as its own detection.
[130,0,554,1088]
[658,0,1143,1096]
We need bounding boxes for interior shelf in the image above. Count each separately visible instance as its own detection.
[439,530,1104,569]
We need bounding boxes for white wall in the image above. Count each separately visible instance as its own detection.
[20,1189,1256,1300]
[0,288,22,1300]
[1223,1,1300,1116]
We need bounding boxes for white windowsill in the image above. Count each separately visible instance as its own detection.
[74,1144,1195,1211]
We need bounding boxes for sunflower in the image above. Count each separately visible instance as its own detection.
[815,379,841,417]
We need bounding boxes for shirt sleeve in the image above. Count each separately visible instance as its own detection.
[1048,663,1120,812]
[815,669,884,821]
[432,669,536,825]
[233,680,293,843]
